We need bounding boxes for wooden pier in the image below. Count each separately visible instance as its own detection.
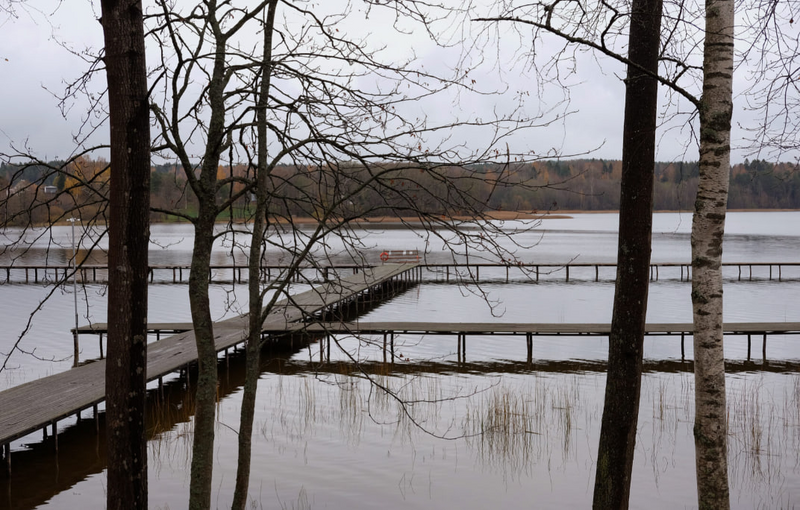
[0,264,422,474]
[3,254,799,476]
[290,321,800,364]
[3,261,800,284]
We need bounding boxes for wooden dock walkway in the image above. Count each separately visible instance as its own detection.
[3,261,800,284]
[0,264,421,472]
[291,321,800,364]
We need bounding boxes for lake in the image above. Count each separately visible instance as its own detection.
[1,211,800,509]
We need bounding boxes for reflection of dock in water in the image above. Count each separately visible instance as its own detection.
[267,357,800,377]
[0,264,421,482]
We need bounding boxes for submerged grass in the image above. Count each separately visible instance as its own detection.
[142,369,800,508]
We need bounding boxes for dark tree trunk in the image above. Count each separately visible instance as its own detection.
[101,1,150,509]
[187,3,228,506]
[592,0,662,507]
[231,3,278,509]
[187,202,218,510]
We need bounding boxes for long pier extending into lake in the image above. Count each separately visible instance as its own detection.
[3,261,800,284]
[0,263,422,476]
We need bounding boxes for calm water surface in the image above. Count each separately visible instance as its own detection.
[1,212,800,509]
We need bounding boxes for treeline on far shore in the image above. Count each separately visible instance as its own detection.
[1,157,797,225]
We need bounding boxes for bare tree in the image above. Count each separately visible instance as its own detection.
[473,0,786,505]
[144,1,563,506]
[232,3,278,509]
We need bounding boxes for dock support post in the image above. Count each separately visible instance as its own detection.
[52,422,58,452]
[750,265,753,281]
[457,333,461,363]
[536,266,539,282]
[769,265,773,280]
[4,443,10,477]
[738,265,742,280]
[327,334,331,362]
[565,265,569,282]
[680,332,685,360]
[595,266,599,282]
[94,404,99,433]
[763,333,767,360]
[390,333,395,363]
[73,331,79,368]
[526,332,533,364]
[383,333,387,364]
[747,335,751,361]
[99,333,104,359]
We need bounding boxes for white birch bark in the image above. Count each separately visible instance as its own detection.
[692,0,734,506]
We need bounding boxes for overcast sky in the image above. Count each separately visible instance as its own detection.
[0,1,791,165]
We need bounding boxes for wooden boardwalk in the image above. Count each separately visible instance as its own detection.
[296,321,800,336]
[0,264,420,467]
[3,261,800,284]
[292,321,800,364]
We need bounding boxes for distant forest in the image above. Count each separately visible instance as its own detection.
[2,158,798,224]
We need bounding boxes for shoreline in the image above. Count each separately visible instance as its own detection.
[36,208,800,227]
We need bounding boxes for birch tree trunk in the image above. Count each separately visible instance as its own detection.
[101,1,150,508]
[692,0,734,506]
[592,0,662,506]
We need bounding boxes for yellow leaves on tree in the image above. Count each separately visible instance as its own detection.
[64,156,110,194]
